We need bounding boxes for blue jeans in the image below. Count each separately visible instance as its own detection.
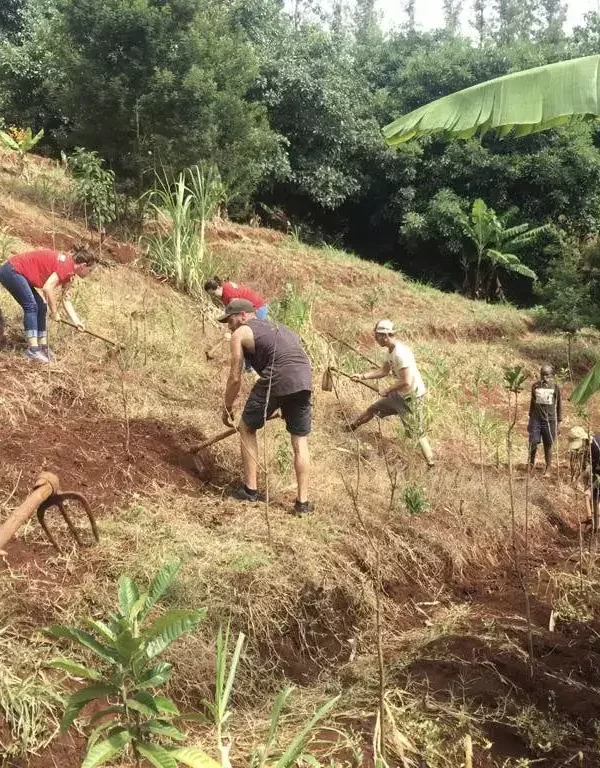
[0,262,47,340]
[256,305,269,320]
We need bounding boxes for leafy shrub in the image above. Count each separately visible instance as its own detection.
[68,148,117,230]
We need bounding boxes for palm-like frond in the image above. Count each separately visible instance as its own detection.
[383,55,600,146]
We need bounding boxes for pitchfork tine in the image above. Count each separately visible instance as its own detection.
[36,491,99,551]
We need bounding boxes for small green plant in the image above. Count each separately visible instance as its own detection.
[69,148,117,231]
[0,125,44,177]
[47,561,215,768]
[403,484,429,515]
[271,282,315,334]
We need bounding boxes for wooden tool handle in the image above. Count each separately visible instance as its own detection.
[59,319,123,348]
[190,413,281,454]
[330,367,379,392]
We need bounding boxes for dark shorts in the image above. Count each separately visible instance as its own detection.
[370,393,426,438]
[528,419,557,447]
[242,388,312,436]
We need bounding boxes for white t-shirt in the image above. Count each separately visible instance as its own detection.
[387,341,426,398]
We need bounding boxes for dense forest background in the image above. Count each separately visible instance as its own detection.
[2,0,600,311]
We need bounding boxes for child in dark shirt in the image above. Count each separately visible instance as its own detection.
[528,364,562,477]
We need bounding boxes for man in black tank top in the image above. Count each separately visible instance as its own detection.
[218,299,313,515]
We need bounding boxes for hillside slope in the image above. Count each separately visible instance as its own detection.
[1,155,600,768]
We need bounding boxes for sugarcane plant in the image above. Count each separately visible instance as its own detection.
[46,561,217,768]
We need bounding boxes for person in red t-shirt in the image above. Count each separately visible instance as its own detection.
[0,246,95,362]
[204,277,268,320]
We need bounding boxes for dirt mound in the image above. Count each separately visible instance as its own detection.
[1,411,207,510]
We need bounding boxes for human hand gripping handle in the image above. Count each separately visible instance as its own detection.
[222,406,235,428]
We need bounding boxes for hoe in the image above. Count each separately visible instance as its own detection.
[189,413,281,476]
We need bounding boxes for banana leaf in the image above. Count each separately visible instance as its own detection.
[571,359,600,406]
[383,55,600,146]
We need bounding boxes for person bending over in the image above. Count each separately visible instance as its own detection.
[0,246,94,362]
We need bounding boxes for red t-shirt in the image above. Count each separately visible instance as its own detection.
[10,249,76,288]
[221,281,265,309]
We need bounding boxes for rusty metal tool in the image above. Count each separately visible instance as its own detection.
[0,472,99,553]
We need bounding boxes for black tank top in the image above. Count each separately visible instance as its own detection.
[244,319,312,396]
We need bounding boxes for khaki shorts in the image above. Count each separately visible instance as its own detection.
[370,393,427,438]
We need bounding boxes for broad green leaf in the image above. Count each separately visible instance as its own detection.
[118,575,140,618]
[82,729,132,768]
[275,695,340,768]
[142,720,186,741]
[47,625,118,664]
[169,747,221,768]
[136,741,178,768]
[383,55,600,146]
[0,130,19,151]
[61,684,119,732]
[127,690,160,717]
[145,609,205,659]
[48,658,102,680]
[88,720,124,751]
[137,662,173,690]
[115,628,142,662]
[126,698,157,718]
[141,561,182,620]
[571,359,600,406]
[130,593,149,622]
[86,619,116,643]
[155,696,180,715]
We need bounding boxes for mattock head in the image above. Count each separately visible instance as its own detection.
[36,491,99,552]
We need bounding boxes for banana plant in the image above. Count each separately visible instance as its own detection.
[0,126,44,177]
[461,199,539,299]
[47,561,219,768]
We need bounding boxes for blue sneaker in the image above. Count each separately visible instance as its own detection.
[25,347,49,363]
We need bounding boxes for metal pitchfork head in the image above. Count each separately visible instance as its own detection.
[36,491,99,552]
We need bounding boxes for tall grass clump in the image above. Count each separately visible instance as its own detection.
[144,165,226,298]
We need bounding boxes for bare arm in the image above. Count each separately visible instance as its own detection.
[62,285,84,328]
[357,361,390,381]
[385,367,413,396]
[223,325,253,424]
[41,273,61,318]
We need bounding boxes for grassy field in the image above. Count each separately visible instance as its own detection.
[1,151,600,767]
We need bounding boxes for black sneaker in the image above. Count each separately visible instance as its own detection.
[293,499,314,517]
[229,484,264,503]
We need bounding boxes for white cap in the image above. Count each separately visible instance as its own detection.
[374,319,395,334]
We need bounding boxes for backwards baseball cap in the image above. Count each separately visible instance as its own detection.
[218,298,256,323]
[374,319,395,335]
[568,426,590,452]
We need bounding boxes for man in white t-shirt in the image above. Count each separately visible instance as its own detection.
[346,319,434,467]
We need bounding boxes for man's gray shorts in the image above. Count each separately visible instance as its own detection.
[370,393,426,438]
